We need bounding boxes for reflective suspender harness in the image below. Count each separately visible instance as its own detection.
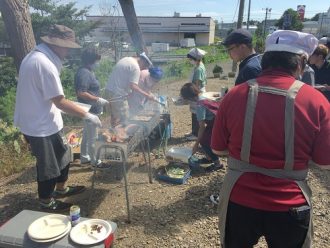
[218,79,313,248]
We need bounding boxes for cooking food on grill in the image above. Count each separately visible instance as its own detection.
[101,129,113,143]
[130,115,153,122]
[100,124,139,143]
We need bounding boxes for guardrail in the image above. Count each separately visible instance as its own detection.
[150,54,187,63]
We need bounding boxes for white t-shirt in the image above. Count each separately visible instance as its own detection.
[106,57,140,97]
[14,44,64,137]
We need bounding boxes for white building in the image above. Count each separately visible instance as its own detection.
[302,21,318,35]
[86,15,215,46]
[318,7,330,37]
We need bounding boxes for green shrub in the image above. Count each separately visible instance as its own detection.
[0,57,17,97]
[0,119,20,144]
[164,60,190,79]
[94,59,115,90]
[0,120,33,177]
[61,64,78,99]
[212,64,223,74]
[0,87,16,123]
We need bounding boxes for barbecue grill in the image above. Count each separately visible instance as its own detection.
[87,108,161,222]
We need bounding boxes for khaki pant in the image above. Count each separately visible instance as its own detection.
[104,90,129,127]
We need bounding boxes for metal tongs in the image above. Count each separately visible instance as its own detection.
[152,98,166,107]
[108,94,129,103]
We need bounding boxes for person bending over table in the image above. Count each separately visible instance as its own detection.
[180,83,223,172]
[128,66,163,115]
[105,52,155,127]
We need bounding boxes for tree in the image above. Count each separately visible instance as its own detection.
[310,13,320,21]
[0,17,10,43]
[29,0,99,43]
[275,8,303,31]
[98,1,124,62]
[118,0,146,54]
[0,0,35,70]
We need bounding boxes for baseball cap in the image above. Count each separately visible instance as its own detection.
[149,67,163,81]
[222,29,252,46]
[139,52,153,67]
[265,30,318,58]
[187,48,207,60]
[319,37,330,47]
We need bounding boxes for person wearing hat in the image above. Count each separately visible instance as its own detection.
[14,24,102,212]
[309,44,330,101]
[180,83,223,172]
[105,52,155,127]
[185,47,207,141]
[74,47,110,168]
[211,30,330,247]
[222,29,262,85]
[128,66,164,115]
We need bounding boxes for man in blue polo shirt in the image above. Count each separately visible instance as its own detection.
[222,29,262,85]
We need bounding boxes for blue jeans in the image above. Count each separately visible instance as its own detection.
[80,119,98,164]
[200,144,218,162]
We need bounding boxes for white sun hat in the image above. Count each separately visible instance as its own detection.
[265,30,318,58]
[187,48,207,60]
[139,52,153,67]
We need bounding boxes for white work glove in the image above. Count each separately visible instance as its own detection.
[84,113,102,127]
[148,93,157,101]
[97,97,109,106]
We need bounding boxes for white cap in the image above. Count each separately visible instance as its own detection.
[319,37,330,46]
[139,52,153,67]
[265,30,318,58]
[187,48,207,60]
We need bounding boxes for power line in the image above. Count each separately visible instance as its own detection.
[231,0,240,22]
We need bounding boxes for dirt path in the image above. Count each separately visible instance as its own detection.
[0,61,329,247]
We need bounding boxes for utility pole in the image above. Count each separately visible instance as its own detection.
[237,0,245,29]
[247,0,251,30]
[263,8,271,37]
[319,12,324,38]
[232,0,245,72]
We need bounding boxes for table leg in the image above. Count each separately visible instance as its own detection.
[140,140,147,165]
[145,138,153,183]
[121,150,131,223]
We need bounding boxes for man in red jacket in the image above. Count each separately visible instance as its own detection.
[212,30,330,248]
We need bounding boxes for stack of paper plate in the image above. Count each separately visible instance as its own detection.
[27,214,71,243]
[70,219,112,245]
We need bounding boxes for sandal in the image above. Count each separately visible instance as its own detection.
[53,185,86,199]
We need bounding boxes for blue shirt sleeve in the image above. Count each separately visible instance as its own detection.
[196,104,207,121]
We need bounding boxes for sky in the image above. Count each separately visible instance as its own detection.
[60,0,329,23]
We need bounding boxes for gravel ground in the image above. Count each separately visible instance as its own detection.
[0,61,329,247]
